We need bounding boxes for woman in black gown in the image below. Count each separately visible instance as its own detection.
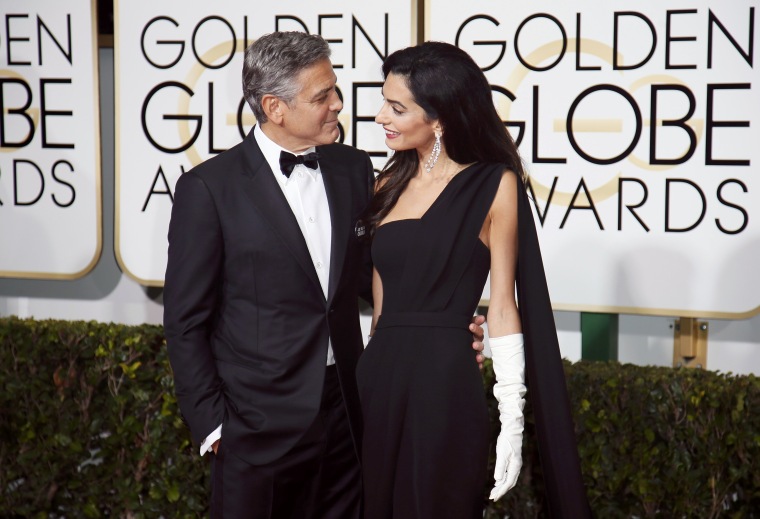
[356,42,590,518]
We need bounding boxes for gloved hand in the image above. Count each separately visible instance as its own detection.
[489,333,526,501]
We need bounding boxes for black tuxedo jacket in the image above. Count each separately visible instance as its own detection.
[164,129,374,465]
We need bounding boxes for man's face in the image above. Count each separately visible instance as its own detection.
[280,59,343,152]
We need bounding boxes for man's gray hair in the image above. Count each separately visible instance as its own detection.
[243,32,331,124]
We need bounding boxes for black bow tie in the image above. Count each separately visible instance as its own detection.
[279,151,320,178]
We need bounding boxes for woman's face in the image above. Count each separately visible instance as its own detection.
[375,73,439,153]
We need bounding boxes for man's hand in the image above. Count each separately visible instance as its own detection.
[470,314,486,370]
[212,439,220,454]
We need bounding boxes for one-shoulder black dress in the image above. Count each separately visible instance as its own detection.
[357,163,502,518]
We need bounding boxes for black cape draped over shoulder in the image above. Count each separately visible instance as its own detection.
[514,172,591,517]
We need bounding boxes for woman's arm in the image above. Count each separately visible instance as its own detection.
[486,171,522,338]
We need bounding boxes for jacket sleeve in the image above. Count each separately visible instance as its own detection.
[163,170,226,446]
[358,153,375,306]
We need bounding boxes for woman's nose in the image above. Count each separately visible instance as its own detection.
[375,104,388,124]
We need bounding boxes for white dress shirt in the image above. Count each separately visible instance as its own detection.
[200,126,334,455]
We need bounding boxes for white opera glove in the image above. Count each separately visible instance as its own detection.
[489,333,526,501]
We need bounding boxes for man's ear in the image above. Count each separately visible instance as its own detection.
[261,94,285,124]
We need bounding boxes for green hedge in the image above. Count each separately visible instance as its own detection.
[484,357,760,518]
[1,317,759,517]
[0,318,206,518]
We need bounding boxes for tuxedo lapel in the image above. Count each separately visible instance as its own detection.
[239,132,323,296]
[319,147,351,306]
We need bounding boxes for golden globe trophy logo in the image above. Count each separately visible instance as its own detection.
[115,1,410,284]
[430,1,758,316]
[0,0,101,279]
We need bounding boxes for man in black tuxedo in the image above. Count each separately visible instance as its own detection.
[164,31,484,518]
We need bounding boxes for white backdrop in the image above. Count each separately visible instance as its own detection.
[0,0,101,279]
[114,0,414,285]
[0,43,758,375]
[429,0,760,318]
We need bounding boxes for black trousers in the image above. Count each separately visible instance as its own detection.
[210,366,361,519]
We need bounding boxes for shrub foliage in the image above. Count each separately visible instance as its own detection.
[0,317,206,518]
[1,317,758,517]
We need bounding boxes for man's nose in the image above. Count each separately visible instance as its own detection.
[330,90,343,112]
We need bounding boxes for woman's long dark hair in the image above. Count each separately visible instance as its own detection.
[366,41,525,233]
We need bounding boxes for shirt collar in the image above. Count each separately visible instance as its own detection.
[254,125,319,185]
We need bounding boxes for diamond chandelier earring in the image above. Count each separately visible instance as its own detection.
[424,132,442,173]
